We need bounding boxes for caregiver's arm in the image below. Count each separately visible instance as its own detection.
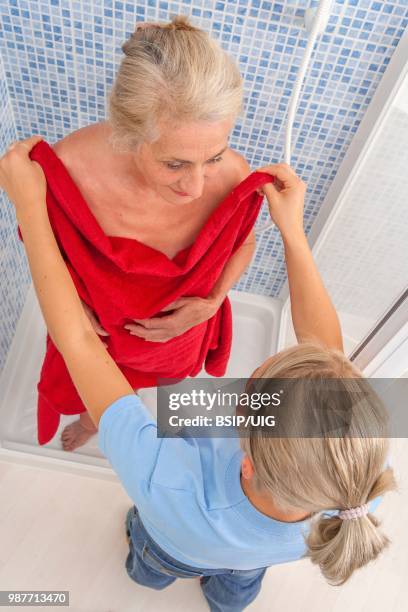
[25,214,133,424]
[283,231,343,351]
[0,138,133,427]
[259,163,343,351]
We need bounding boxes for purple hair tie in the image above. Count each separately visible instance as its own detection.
[339,503,369,520]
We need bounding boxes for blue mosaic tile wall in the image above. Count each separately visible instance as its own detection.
[0,52,31,373]
[0,1,407,368]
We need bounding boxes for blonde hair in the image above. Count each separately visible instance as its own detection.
[241,342,396,585]
[108,15,243,152]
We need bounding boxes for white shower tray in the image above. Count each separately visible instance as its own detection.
[0,286,282,478]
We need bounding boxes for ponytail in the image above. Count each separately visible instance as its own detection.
[244,343,398,585]
[307,468,396,585]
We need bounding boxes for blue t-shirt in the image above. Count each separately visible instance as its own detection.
[98,394,381,570]
[98,394,308,570]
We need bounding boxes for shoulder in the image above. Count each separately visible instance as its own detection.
[216,148,252,199]
[221,149,257,244]
[52,122,106,166]
[227,148,252,184]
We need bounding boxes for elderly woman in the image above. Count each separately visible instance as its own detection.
[30,15,267,450]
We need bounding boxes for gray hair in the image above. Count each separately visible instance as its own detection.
[108,15,243,152]
[241,342,397,585]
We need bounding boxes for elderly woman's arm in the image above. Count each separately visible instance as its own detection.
[124,231,256,342]
[207,230,256,307]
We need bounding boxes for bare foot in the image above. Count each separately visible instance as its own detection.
[61,416,97,451]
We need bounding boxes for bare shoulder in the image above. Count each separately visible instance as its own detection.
[52,123,105,165]
[217,148,252,197]
[227,148,252,183]
[220,150,256,244]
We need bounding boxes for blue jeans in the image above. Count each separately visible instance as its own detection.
[125,506,267,612]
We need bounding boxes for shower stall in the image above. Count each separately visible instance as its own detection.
[0,1,407,479]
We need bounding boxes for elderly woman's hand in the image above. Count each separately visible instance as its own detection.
[81,300,109,347]
[124,296,220,343]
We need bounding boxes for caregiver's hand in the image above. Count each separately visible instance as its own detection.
[0,136,46,216]
[124,297,219,343]
[256,162,307,239]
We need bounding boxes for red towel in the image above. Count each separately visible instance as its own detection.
[25,141,274,445]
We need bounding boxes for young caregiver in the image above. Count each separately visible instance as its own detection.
[0,137,395,612]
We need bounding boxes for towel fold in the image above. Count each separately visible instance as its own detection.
[25,141,274,445]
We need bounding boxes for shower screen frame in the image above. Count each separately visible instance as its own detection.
[277,31,408,367]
